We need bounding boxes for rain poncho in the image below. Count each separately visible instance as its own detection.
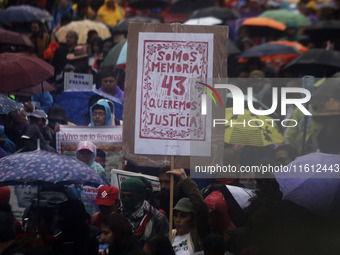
[97,0,124,26]
[89,100,112,126]
[75,141,109,184]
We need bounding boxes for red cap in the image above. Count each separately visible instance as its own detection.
[95,186,119,206]
[0,186,10,205]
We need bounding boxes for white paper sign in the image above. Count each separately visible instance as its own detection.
[64,72,93,91]
[134,32,213,156]
[111,169,160,192]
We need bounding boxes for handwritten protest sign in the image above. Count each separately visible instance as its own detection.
[64,72,93,91]
[123,23,228,168]
[135,33,213,156]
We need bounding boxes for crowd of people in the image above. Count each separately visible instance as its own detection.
[1,0,340,254]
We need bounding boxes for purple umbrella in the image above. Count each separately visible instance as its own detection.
[0,150,104,187]
[275,152,340,215]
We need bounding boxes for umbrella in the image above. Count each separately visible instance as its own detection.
[184,17,223,25]
[0,53,54,93]
[128,0,170,9]
[54,90,123,125]
[0,29,34,48]
[310,77,340,110]
[275,152,340,215]
[10,81,55,96]
[239,43,300,61]
[241,17,286,37]
[101,39,127,68]
[260,9,311,26]
[304,20,340,42]
[269,41,308,53]
[228,41,241,55]
[0,5,53,23]
[189,6,241,20]
[282,49,340,77]
[169,0,215,14]
[56,20,111,44]
[224,107,283,146]
[111,17,160,34]
[0,94,23,114]
[0,150,103,187]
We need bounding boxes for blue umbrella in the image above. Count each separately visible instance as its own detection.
[0,5,53,23]
[0,150,104,187]
[275,152,340,215]
[54,90,123,126]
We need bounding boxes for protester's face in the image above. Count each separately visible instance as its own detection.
[174,211,193,236]
[59,0,69,9]
[66,34,77,47]
[77,149,93,165]
[95,156,106,168]
[106,0,115,8]
[159,174,171,191]
[31,23,39,35]
[99,204,118,215]
[101,76,117,95]
[120,191,143,212]
[15,185,37,208]
[101,224,115,245]
[275,150,291,165]
[92,109,106,126]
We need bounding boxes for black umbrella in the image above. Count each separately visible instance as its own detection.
[128,0,170,9]
[228,41,241,55]
[282,49,340,77]
[170,0,215,14]
[311,75,340,110]
[240,43,299,59]
[304,20,340,42]
[189,6,241,20]
[112,17,160,34]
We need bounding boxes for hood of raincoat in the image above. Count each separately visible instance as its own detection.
[90,100,112,126]
[75,140,97,166]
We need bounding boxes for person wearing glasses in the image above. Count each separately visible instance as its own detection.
[90,100,112,126]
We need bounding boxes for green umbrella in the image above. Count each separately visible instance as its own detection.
[101,39,127,67]
[260,9,311,27]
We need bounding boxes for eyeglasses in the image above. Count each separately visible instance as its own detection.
[93,112,105,117]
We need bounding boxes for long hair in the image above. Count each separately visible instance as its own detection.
[101,213,136,253]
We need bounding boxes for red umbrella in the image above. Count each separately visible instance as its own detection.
[0,29,34,48]
[0,53,54,93]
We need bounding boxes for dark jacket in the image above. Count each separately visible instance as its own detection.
[171,178,210,253]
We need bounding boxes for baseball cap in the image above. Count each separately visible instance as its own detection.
[173,198,194,213]
[77,141,96,153]
[27,109,48,120]
[95,186,119,206]
[0,186,10,206]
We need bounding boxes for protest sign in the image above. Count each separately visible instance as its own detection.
[111,169,160,192]
[64,72,93,91]
[135,32,213,156]
[56,125,123,172]
[123,23,228,168]
[9,185,37,223]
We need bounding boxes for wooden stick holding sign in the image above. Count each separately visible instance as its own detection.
[169,156,175,240]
